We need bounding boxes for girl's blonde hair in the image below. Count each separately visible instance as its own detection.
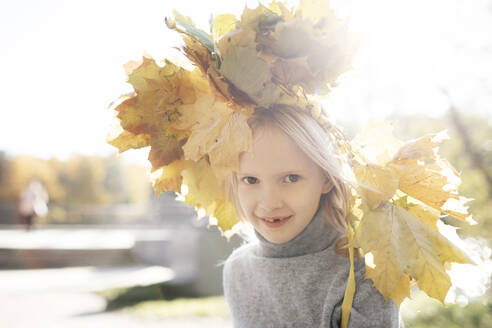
[225,104,354,235]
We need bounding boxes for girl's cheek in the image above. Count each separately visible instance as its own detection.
[237,187,253,204]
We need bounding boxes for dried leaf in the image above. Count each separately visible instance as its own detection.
[269,18,317,58]
[181,36,213,75]
[237,3,276,31]
[388,158,471,223]
[181,158,223,210]
[219,45,282,106]
[354,202,472,303]
[148,134,185,171]
[213,199,240,235]
[107,130,150,153]
[208,111,253,174]
[172,9,214,52]
[394,130,449,161]
[182,101,234,162]
[351,121,403,166]
[217,27,256,59]
[152,159,188,195]
[295,0,337,29]
[394,196,441,231]
[353,163,399,210]
[268,1,295,20]
[214,14,238,40]
[271,56,316,86]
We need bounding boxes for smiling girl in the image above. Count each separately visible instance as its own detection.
[222,106,404,327]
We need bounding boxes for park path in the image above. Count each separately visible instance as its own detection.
[0,266,232,328]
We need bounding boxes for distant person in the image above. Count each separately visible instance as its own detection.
[18,179,48,231]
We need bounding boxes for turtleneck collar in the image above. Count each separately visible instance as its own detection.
[254,206,341,258]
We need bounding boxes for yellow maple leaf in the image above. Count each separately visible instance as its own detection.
[181,158,223,211]
[351,121,403,166]
[217,27,256,59]
[106,130,150,153]
[147,134,186,171]
[388,274,414,306]
[213,14,238,41]
[386,131,474,223]
[237,3,273,31]
[294,0,338,30]
[208,111,253,174]
[219,45,282,107]
[171,93,215,131]
[114,57,221,173]
[128,58,195,105]
[116,57,192,135]
[268,1,295,20]
[407,204,440,231]
[389,158,472,223]
[181,35,213,75]
[212,199,240,237]
[354,202,472,303]
[353,163,399,210]
[394,130,449,161]
[152,159,188,196]
[271,56,316,86]
[114,97,143,135]
[182,101,234,162]
[267,16,356,92]
[353,203,409,302]
[365,265,413,307]
[394,195,441,231]
[171,10,214,53]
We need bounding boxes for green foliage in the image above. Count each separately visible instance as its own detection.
[0,153,151,223]
[98,284,230,318]
[402,290,492,328]
[98,284,165,311]
[131,297,230,318]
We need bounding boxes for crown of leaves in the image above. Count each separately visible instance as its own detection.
[107,0,476,322]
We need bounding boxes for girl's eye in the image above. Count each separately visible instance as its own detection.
[284,174,300,183]
[242,177,258,185]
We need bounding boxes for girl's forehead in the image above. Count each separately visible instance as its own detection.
[239,126,318,174]
[248,126,296,154]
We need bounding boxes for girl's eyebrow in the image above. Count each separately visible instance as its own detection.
[238,170,305,176]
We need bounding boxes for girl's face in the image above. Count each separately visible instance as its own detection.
[237,125,333,244]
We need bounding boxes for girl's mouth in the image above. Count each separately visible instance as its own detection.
[261,215,292,228]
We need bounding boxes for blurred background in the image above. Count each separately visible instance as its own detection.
[0,0,491,327]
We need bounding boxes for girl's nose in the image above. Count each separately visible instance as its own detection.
[257,185,284,212]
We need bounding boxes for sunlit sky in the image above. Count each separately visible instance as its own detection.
[1,0,491,163]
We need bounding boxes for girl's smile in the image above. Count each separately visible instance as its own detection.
[260,215,292,227]
[237,125,333,244]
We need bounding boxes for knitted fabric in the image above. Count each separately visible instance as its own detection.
[222,207,404,327]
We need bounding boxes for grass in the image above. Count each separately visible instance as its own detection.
[126,296,230,319]
[401,288,492,328]
[98,283,491,325]
[96,283,230,319]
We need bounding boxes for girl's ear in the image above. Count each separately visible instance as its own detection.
[322,178,334,194]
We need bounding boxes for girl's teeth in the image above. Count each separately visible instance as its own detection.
[264,216,289,222]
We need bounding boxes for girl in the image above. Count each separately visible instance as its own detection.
[222,105,404,327]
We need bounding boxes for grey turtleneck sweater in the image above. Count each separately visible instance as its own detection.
[222,207,404,327]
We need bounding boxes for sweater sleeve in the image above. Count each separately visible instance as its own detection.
[222,244,249,325]
[331,259,405,328]
[222,250,235,311]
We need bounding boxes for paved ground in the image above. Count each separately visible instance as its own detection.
[0,266,232,328]
[0,226,234,327]
[0,226,170,249]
